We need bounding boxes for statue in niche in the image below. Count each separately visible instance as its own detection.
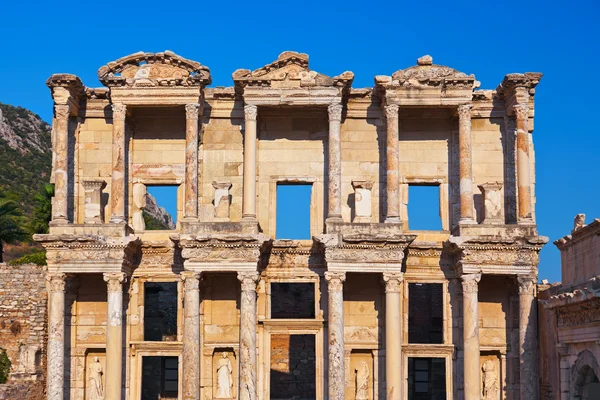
[216,352,233,398]
[482,359,499,400]
[355,361,370,400]
[88,356,104,400]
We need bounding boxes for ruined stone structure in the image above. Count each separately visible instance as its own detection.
[34,50,547,399]
[539,215,600,399]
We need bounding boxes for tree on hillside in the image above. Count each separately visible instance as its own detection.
[29,183,54,234]
[0,190,29,262]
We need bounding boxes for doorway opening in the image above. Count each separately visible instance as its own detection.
[270,334,316,399]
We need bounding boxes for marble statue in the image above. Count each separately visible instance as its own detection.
[88,356,104,400]
[355,361,370,400]
[482,359,498,400]
[216,352,233,398]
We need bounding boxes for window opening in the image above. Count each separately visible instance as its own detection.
[276,184,311,239]
[144,185,178,230]
[271,283,315,319]
[407,185,442,230]
[408,283,443,344]
[144,282,178,341]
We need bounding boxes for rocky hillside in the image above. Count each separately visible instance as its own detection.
[144,193,176,230]
[0,103,52,214]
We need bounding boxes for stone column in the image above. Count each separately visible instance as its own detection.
[103,272,126,400]
[181,272,201,400]
[46,273,66,400]
[458,104,475,223]
[461,273,481,400]
[327,103,343,222]
[110,103,127,223]
[556,344,570,400]
[325,271,346,400]
[52,104,70,222]
[238,271,259,400]
[513,104,532,222]
[384,104,400,223]
[242,105,258,220]
[382,272,403,400]
[518,275,538,400]
[185,103,200,220]
[83,180,106,224]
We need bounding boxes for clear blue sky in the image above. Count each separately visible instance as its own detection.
[1,0,598,282]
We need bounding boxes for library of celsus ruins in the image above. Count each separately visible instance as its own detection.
[32,50,552,400]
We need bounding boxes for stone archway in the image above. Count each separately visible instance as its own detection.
[571,350,600,399]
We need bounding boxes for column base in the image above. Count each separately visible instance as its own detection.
[384,216,402,224]
[110,216,126,224]
[326,215,343,224]
[517,218,535,225]
[242,214,257,221]
[459,218,477,225]
[49,218,69,226]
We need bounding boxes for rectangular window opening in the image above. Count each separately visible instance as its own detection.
[141,356,179,400]
[408,283,443,344]
[407,184,442,230]
[144,185,178,230]
[276,184,312,240]
[144,282,178,341]
[271,283,315,319]
[408,357,446,400]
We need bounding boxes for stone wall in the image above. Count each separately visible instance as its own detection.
[0,263,47,400]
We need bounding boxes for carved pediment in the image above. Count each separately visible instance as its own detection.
[98,50,211,87]
[174,233,271,264]
[233,51,354,91]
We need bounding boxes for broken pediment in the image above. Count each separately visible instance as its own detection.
[98,50,211,87]
[233,51,354,90]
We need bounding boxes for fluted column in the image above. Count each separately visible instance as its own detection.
[383,272,403,400]
[181,272,201,400]
[384,104,400,223]
[325,271,346,400]
[458,104,475,223]
[513,104,533,222]
[461,273,481,400]
[110,103,127,223]
[46,273,66,400]
[518,275,538,400]
[184,104,200,220]
[103,272,126,400]
[238,271,259,400]
[327,103,343,222]
[242,105,257,220]
[52,104,70,222]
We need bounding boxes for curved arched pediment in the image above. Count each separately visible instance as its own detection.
[97,50,211,87]
[386,55,477,88]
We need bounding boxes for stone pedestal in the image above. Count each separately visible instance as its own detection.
[513,104,532,222]
[478,182,503,224]
[461,273,481,400]
[46,273,66,400]
[518,275,538,400]
[181,272,201,400]
[110,103,127,223]
[52,104,70,222]
[83,180,106,224]
[327,103,343,222]
[351,180,373,223]
[384,104,400,223]
[242,105,257,220]
[185,103,200,219]
[213,181,232,221]
[382,273,403,400]
[103,272,126,400]
[238,271,259,400]
[325,271,346,400]
[458,104,475,224]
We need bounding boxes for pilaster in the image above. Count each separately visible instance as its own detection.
[461,273,481,400]
[382,272,403,400]
[513,104,533,223]
[325,271,346,400]
[518,274,538,400]
[238,271,259,400]
[110,103,127,223]
[242,104,258,220]
[181,271,201,400]
[384,104,400,223]
[327,103,343,222]
[458,104,475,224]
[184,103,201,220]
[103,272,126,400]
[46,273,66,400]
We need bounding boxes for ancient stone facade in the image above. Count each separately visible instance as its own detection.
[539,216,600,399]
[33,50,548,399]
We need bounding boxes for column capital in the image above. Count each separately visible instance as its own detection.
[111,103,126,120]
[328,103,343,122]
[46,273,67,292]
[384,104,399,121]
[512,103,529,120]
[461,273,481,293]
[517,274,537,294]
[54,104,70,120]
[457,103,473,118]
[238,271,260,292]
[244,104,258,121]
[185,103,200,119]
[325,271,346,292]
[382,272,404,293]
[103,272,127,292]
[181,271,201,291]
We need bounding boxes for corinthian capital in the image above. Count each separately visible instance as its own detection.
[328,103,343,122]
[103,272,127,292]
[111,103,127,120]
[512,104,529,120]
[238,271,260,292]
[244,104,257,121]
[185,103,200,119]
[384,104,399,121]
[46,273,67,292]
[457,104,473,119]
[517,274,537,294]
[54,104,70,120]
[461,273,481,294]
[325,271,346,293]
[382,272,404,293]
[181,271,201,291]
